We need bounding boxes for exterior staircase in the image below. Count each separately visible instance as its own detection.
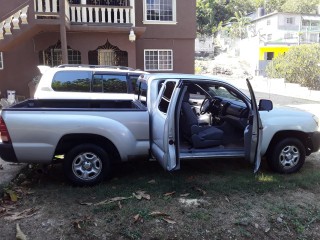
[0,0,135,51]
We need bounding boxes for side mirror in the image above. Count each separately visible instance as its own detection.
[258,99,273,111]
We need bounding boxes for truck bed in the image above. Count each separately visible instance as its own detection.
[1,98,149,164]
[10,99,145,111]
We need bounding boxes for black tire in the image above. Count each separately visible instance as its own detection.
[63,144,111,186]
[267,138,305,174]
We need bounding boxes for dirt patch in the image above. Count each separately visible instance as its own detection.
[0,152,320,239]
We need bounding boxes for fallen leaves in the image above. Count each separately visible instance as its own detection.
[194,187,207,195]
[4,207,39,221]
[94,197,132,206]
[149,211,176,224]
[133,191,150,200]
[6,190,18,202]
[149,211,170,217]
[73,216,95,229]
[133,214,143,223]
[133,211,176,224]
[16,223,27,240]
[86,191,151,207]
[3,186,34,204]
[163,191,175,197]
[180,193,190,197]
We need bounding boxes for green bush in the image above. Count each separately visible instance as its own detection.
[266,44,320,90]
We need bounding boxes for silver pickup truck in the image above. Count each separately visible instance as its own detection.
[0,73,319,185]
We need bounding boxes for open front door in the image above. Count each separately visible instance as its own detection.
[244,79,263,173]
[150,80,180,171]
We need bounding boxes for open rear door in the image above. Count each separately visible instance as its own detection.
[150,80,180,171]
[244,79,263,173]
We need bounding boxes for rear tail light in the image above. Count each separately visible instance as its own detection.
[0,117,11,143]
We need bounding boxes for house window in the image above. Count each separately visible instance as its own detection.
[286,17,294,24]
[143,0,176,24]
[39,41,81,67]
[98,49,117,66]
[0,52,3,70]
[144,50,173,71]
[267,20,271,25]
[266,52,274,60]
[88,40,128,66]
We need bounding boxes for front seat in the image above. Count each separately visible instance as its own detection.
[181,92,223,148]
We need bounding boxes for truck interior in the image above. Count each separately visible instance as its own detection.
[177,82,250,153]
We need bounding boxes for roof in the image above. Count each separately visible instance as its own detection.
[251,11,320,22]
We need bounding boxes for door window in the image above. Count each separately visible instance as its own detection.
[52,70,91,92]
[158,81,176,114]
[92,74,127,93]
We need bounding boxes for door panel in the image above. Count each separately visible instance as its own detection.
[151,80,180,171]
[244,79,263,173]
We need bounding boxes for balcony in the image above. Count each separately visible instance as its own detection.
[0,0,137,50]
[34,0,134,25]
[1,0,135,38]
[301,25,320,32]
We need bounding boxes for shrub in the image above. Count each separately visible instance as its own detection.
[266,44,320,90]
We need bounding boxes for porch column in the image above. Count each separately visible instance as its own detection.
[130,0,135,26]
[60,0,68,64]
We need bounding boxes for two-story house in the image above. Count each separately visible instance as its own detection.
[0,0,196,98]
[247,9,320,75]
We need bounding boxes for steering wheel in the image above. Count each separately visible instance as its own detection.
[200,97,212,114]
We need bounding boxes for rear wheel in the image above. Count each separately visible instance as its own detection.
[64,144,110,186]
[267,138,305,173]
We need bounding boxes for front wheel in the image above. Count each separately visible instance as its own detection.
[64,144,111,186]
[267,138,306,174]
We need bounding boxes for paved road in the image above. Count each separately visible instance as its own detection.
[241,89,319,105]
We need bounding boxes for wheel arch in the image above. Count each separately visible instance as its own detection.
[55,133,121,164]
[266,130,312,156]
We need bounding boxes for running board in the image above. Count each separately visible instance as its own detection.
[179,150,245,160]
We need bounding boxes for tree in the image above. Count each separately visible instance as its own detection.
[225,11,252,39]
[196,0,232,35]
[281,0,320,14]
[266,44,320,90]
[264,0,286,13]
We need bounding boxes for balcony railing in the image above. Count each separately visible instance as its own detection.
[301,26,320,32]
[69,4,131,23]
[0,3,29,39]
[33,0,134,24]
[1,0,134,44]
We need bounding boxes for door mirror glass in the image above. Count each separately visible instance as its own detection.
[258,99,273,111]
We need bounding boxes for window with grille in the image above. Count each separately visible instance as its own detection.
[39,41,81,67]
[144,50,173,71]
[89,40,128,66]
[144,0,176,23]
[0,52,3,70]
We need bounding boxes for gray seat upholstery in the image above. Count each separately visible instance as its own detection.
[181,92,223,148]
